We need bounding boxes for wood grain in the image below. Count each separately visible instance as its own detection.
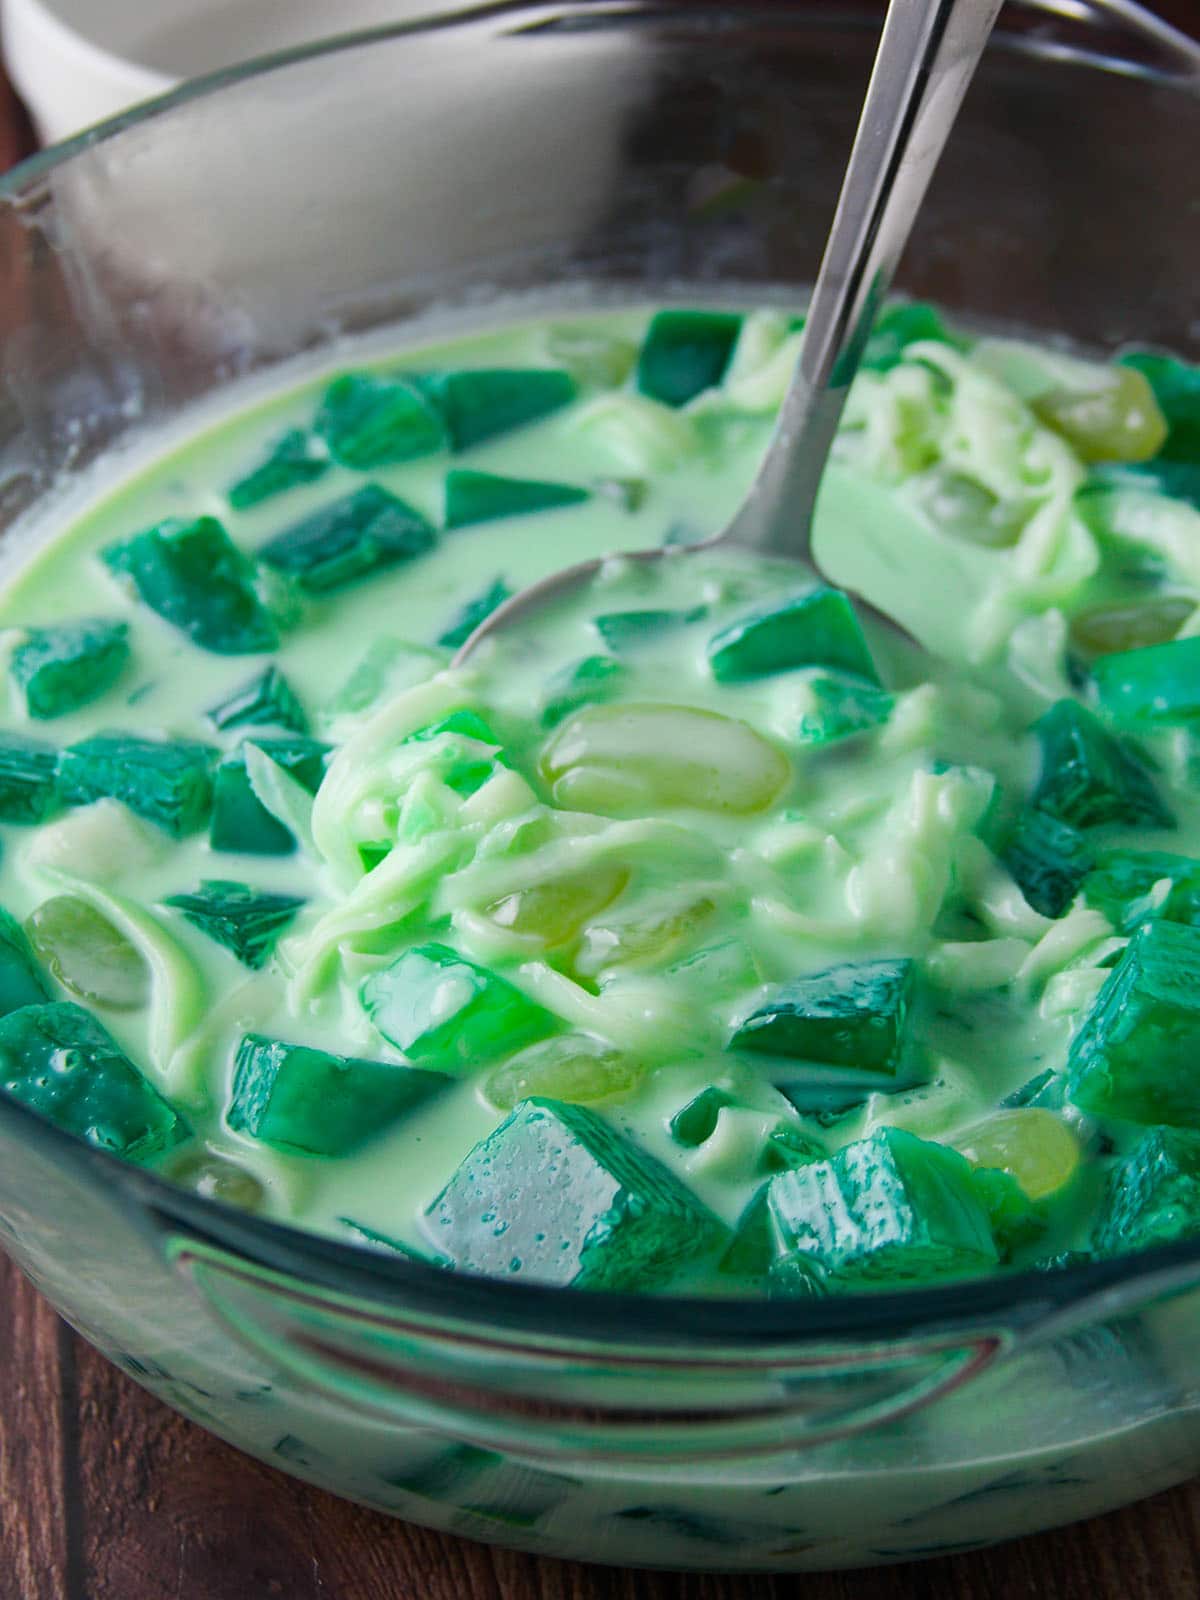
[3,5,1200,1595]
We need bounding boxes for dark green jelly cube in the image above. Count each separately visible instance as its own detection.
[411,368,576,451]
[0,1001,187,1161]
[766,1127,998,1287]
[707,588,879,685]
[591,606,706,654]
[0,733,59,823]
[540,655,627,729]
[1092,1126,1200,1256]
[669,1086,734,1148]
[1067,919,1200,1126]
[968,1165,1046,1260]
[718,1185,776,1278]
[436,578,512,649]
[0,907,51,1016]
[729,958,916,1077]
[1000,807,1094,919]
[1118,349,1200,463]
[772,1080,872,1122]
[1084,847,1200,929]
[1093,636,1200,730]
[258,485,436,595]
[314,373,446,469]
[103,516,278,655]
[361,943,556,1073]
[11,618,129,720]
[163,880,305,970]
[228,1033,450,1156]
[761,1123,826,1173]
[1091,458,1200,513]
[635,310,743,408]
[209,736,329,856]
[404,709,503,797]
[444,470,589,529]
[227,429,330,510]
[795,671,893,748]
[206,665,309,735]
[861,302,962,373]
[1030,699,1173,831]
[59,734,215,838]
[423,1096,727,1289]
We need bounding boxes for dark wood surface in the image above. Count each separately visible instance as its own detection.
[4,6,1200,1595]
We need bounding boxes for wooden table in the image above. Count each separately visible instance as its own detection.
[4,6,1200,1594]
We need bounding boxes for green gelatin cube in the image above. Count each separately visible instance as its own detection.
[206,665,309,735]
[1084,847,1200,929]
[1093,636,1200,729]
[228,1033,449,1155]
[59,734,215,838]
[0,733,59,823]
[707,588,879,685]
[436,578,512,649]
[968,1165,1045,1259]
[209,736,329,855]
[862,302,962,374]
[591,607,705,654]
[0,1001,187,1160]
[669,1086,734,1148]
[1030,699,1173,830]
[423,1096,727,1289]
[11,618,129,720]
[258,485,436,595]
[361,943,556,1073]
[315,373,446,469]
[411,368,576,451]
[762,1124,826,1174]
[163,880,305,970]
[1092,1126,1200,1256]
[773,1081,871,1122]
[1000,807,1094,919]
[0,907,51,1016]
[718,1185,776,1278]
[1119,349,1200,463]
[766,1127,998,1286]
[729,958,916,1077]
[1067,919,1200,1126]
[227,429,330,510]
[404,708,503,797]
[795,671,893,748]
[444,470,589,529]
[1091,458,1200,513]
[635,310,743,408]
[103,516,278,655]
[540,655,627,728]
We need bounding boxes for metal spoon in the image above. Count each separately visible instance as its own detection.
[454,0,1005,665]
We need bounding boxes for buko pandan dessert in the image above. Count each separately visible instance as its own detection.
[2,301,1200,1298]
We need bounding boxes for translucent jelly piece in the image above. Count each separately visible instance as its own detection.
[0,1001,187,1160]
[0,733,59,823]
[167,1148,266,1210]
[103,516,277,655]
[209,737,329,855]
[861,302,961,373]
[766,1126,998,1287]
[1084,847,1200,928]
[546,326,638,388]
[484,1034,644,1110]
[707,588,879,685]
[718,1186,775,1278]
[590,606,707,654]
[966,1165,1046,1259]
[953,1108,1081,1201]
[314,373,446,468]
[259,484,436,595]
[206,665,309,734]
[1068,596,1194,659]
[1092,1126,1200,1256]
[572,893,716,977]
[0,907,51,1016]
[411,368,576,451]
[327,638,445,718]
[26,895,148,1010]
[1000,807,1093,919]
[669,1086,735,1148]
[541,702,790,816]
[11,618,129,720]
[1030,699,1173,831]
[423,1096,727,1289]
[1118,350,1200,463]
[484,863,629,951]
[794,671,893,748]
[1067,919,1200,1126]
[762,1123,826,1173]
[774,1080,872,1122]
[1093,636,1200,729]
[59,734,215,838]
[635,310,743,408]
[728,958,916,1077]
[405,708,503,797]
[228,1033,450,1156]
[539,655,627,729]
[361,943,557,1073]
[1032,365,1167,464]
[227,428,330,509]
[436,579,513,650]
[444,470,589,529]
[163,881,306,970]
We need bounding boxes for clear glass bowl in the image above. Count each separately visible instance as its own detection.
[1,0,1199,1571]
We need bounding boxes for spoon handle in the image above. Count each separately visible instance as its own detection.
[730,0,1004,556]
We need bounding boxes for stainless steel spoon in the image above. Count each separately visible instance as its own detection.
[454,0,1005,665]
